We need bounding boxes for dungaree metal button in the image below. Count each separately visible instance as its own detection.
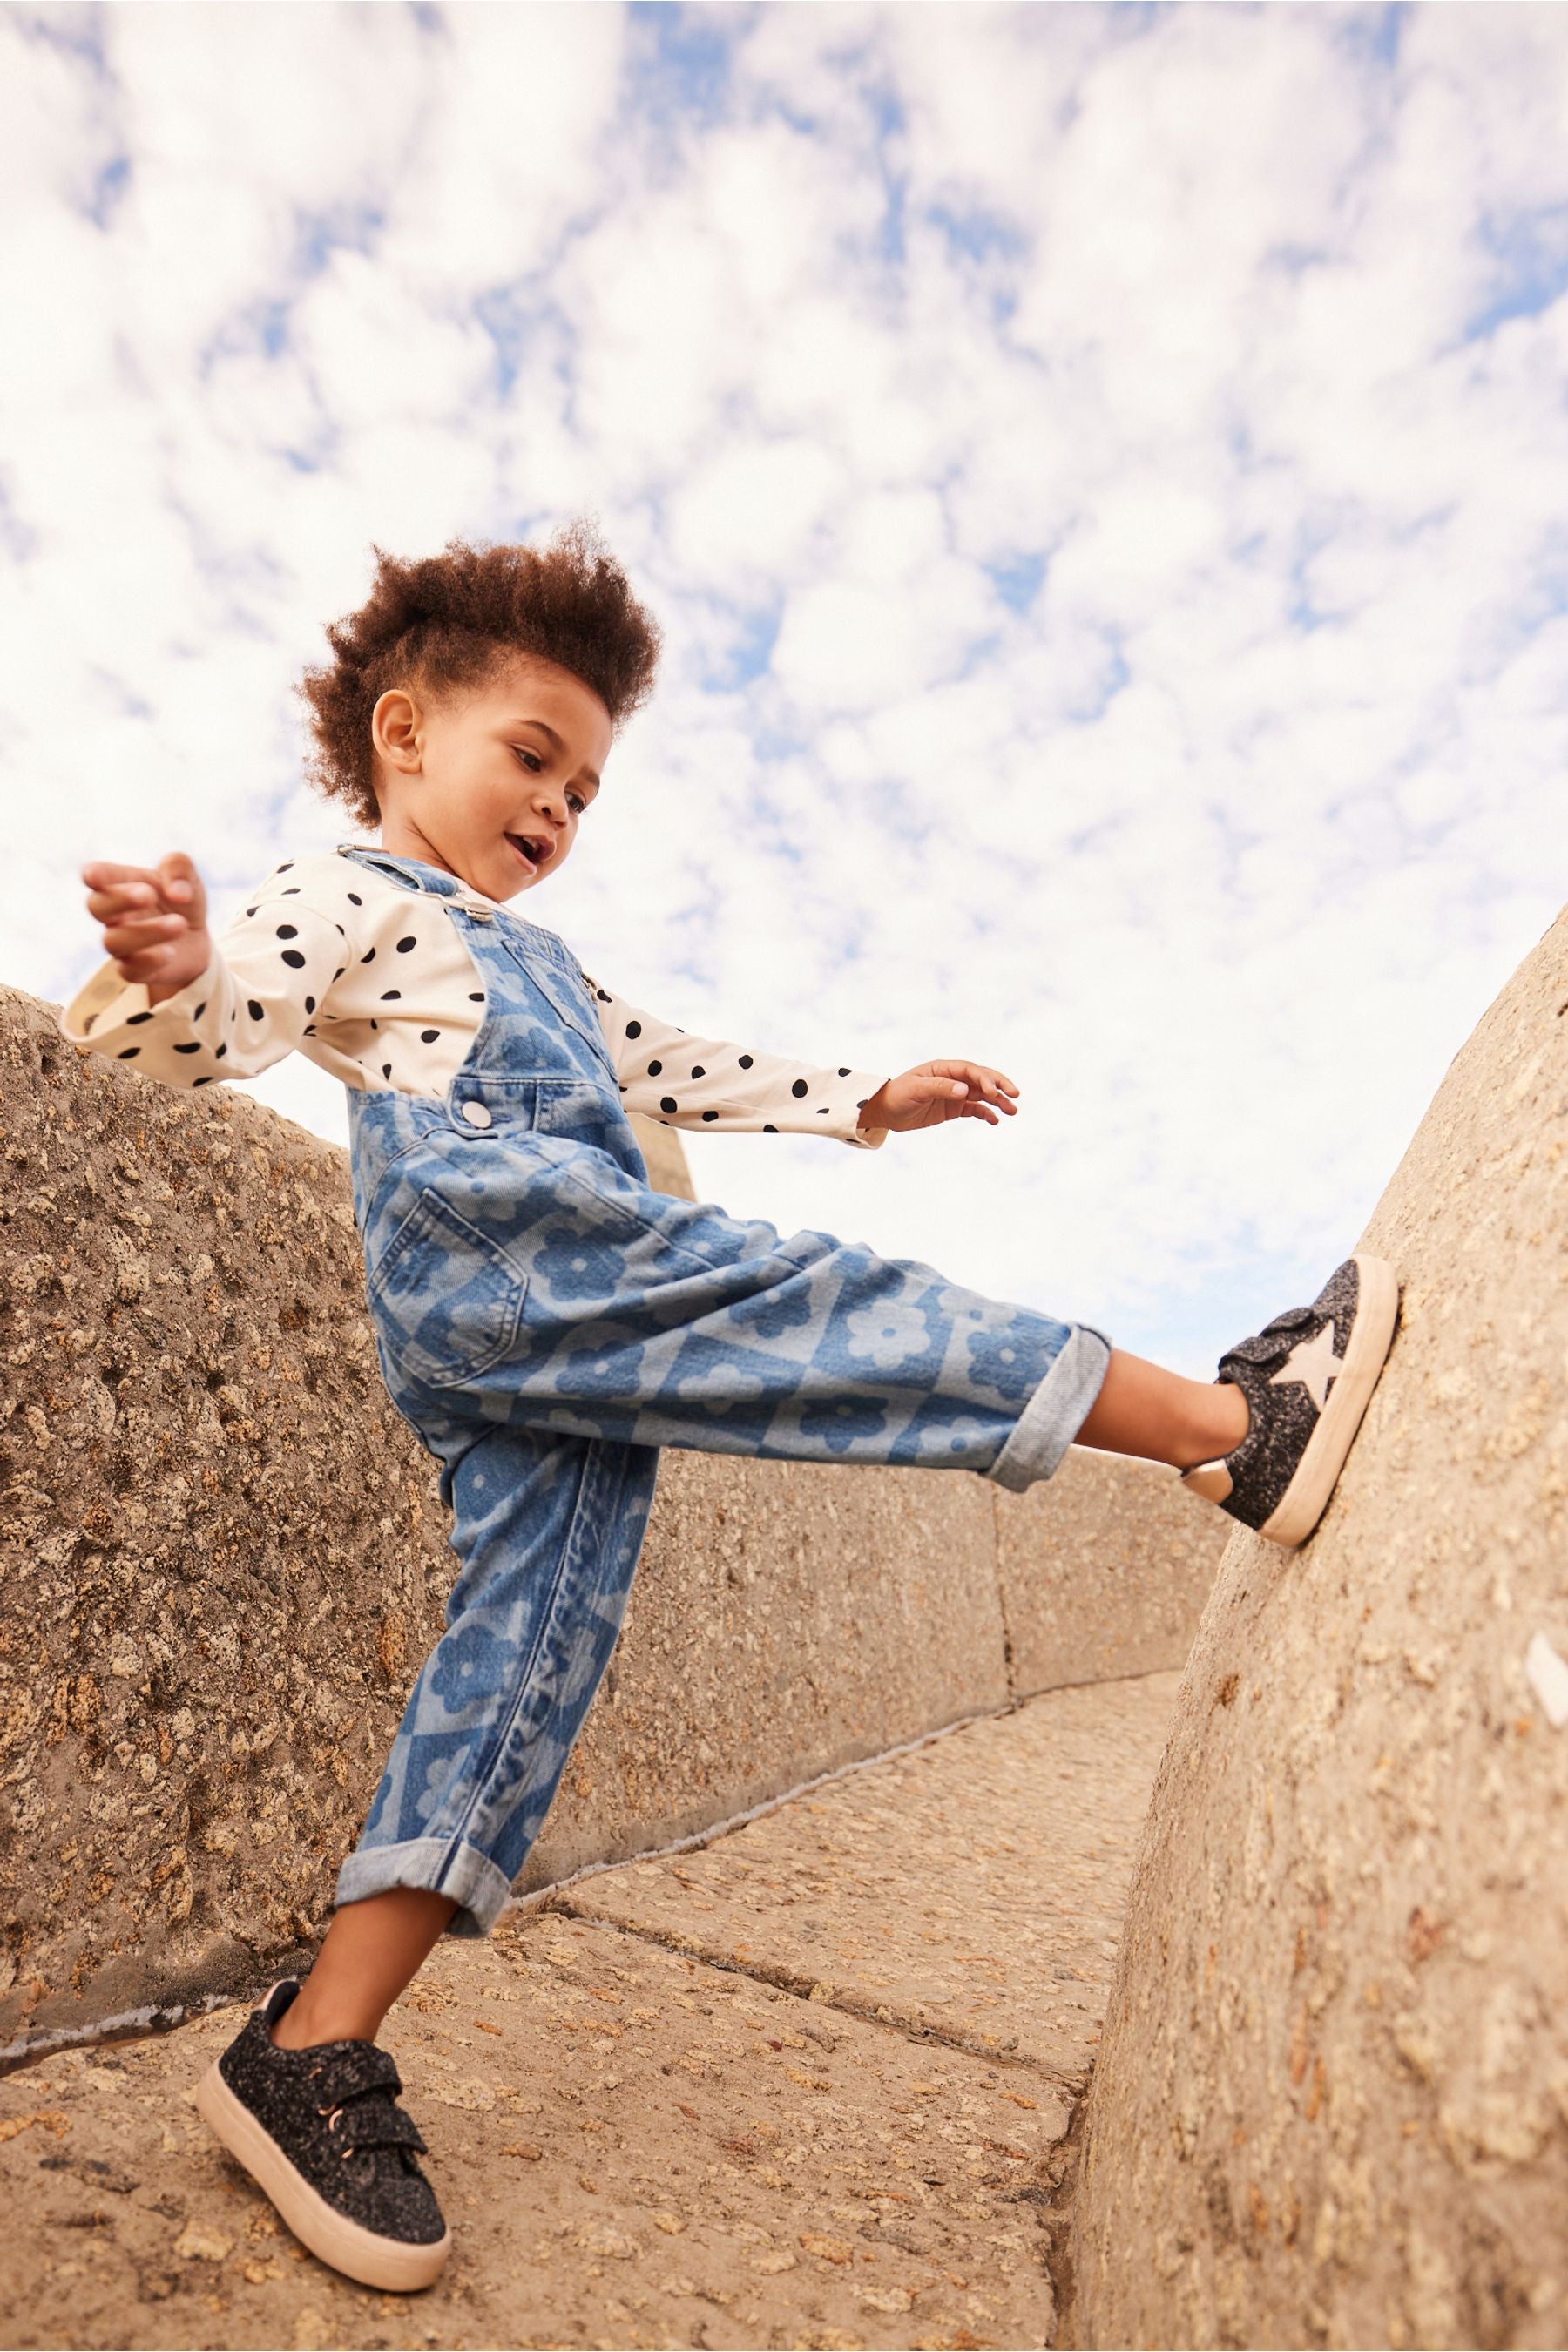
[460,1101,492,1130]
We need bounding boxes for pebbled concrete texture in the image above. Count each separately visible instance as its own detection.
[0,1676,1179,2352]
[562,1674,1180,2092]
[1071,909,1568,2350]
[2,980,1223,2057]
[995,1452,1223,1699]
[524,1458,1011,1896]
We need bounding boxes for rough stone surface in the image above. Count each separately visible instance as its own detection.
[0,1920,1063,2352]
[564,1673,1180,2091]
[524,1458,1010,1895]
[1071,909,1568,2351]
[1,986,452,2049]
[0,1678,1182,2352]
[994,1452,1223,1698]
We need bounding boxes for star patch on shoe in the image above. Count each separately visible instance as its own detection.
[1181,1254,1400,1549]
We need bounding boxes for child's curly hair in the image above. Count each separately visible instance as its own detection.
[299,524,661,828]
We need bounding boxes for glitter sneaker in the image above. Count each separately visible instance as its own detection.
[194,1979,450,2292]
[1180,1254,1399,1548]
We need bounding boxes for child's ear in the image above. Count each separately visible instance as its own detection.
[371,686,423,774]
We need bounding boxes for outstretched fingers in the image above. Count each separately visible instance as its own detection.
[80,861,199,983]
[929,1060,1021,1121]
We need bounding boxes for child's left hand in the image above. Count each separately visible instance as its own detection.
[857,1062,1020,1133]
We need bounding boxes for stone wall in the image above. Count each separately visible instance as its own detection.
[0,985,1224,2057]
[1070,909,1568,2350]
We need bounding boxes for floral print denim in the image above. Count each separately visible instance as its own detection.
[335,848,1110,1934]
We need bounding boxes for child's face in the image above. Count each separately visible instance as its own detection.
[372,654,613,903]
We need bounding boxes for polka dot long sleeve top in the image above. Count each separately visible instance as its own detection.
[59,848,889,1149]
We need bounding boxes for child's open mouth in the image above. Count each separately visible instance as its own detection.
[504,833,551,873]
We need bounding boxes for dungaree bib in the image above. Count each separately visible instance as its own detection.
[335,848,1109,1934]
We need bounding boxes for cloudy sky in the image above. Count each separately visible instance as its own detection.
[5,2,1565,1373]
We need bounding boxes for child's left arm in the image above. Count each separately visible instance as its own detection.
[586,981,1018,1148]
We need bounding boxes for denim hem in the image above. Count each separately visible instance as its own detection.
[334,1836,511,1940]
[986,1323,1112,1492]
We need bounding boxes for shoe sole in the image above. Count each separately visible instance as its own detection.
[1259,1253,1400,1550]
[194,2058,452,2293]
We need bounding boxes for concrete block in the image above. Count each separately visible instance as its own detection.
[566,1671,1182,2089]
[1071,907,1568,2351]
[524,1456,1009,1891]
[994,1449,1228,1697]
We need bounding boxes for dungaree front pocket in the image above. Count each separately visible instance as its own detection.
[368,1188,530,1390]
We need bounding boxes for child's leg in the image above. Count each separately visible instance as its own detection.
[278,1420,659,2039]
[1074,1348,1249,1467]
[270,1887,456,2050]
[372,1147,1253,1484]
[372,1152,1118,1486]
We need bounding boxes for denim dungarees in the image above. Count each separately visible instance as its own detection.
[335,848,1110,1934]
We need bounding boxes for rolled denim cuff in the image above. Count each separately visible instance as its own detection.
[335,1835,510,1940]
[986,1322,1112,1492]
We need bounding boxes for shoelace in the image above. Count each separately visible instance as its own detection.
[306,2044,429,2169]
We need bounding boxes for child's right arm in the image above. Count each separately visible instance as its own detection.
[65,851,344,1087]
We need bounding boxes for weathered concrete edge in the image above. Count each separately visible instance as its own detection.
[0,983,1224,2049]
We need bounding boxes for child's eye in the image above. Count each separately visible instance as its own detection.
[514,747,544,774]
[567,793,586,815]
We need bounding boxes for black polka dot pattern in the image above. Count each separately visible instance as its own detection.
[78,850,882,1138]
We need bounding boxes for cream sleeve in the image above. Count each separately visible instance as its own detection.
[59,875,356,1089]
[585,977,889,1149]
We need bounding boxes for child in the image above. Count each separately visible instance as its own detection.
[65,527,1396,2294]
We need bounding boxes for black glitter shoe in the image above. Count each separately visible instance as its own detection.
[194,1980,451,2292]
[1180,1254,1399,1549]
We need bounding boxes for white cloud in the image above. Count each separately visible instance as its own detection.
[3,1,1565,1383]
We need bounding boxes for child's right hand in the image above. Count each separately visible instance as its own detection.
[81,854,213,1004]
